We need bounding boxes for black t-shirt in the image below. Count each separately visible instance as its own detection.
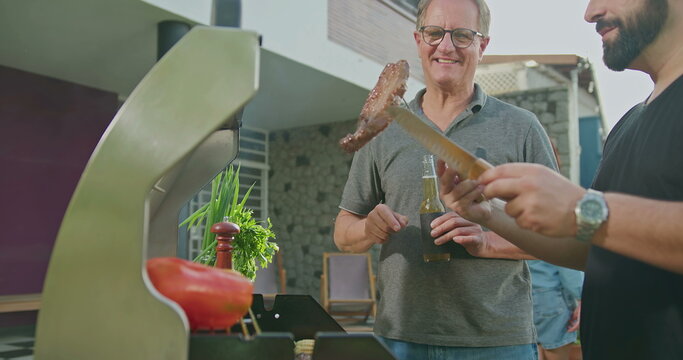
[582,75,683,359]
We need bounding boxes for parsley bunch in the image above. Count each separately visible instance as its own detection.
[180,165,278,280]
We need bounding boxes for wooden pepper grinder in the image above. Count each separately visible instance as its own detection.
[210,217,240,270]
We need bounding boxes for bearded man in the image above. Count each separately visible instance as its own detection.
[438,0,683,358]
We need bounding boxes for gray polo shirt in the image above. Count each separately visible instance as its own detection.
[339,85,557,347]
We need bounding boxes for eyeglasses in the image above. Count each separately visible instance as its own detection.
[419,25,485,49]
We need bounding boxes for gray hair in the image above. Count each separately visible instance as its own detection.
[415,0,491,37]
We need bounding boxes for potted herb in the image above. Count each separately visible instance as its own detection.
[180,165,278,280]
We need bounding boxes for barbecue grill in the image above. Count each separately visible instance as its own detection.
[32,26,395,360]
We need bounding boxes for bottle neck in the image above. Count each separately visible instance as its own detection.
[421,175,445,212]
[422,176,440,200]
[421,155,445,212]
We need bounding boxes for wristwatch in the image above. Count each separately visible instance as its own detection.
[574,189,609,243]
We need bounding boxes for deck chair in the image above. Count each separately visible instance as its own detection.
[253,251,286,306]
[320,252,377,323]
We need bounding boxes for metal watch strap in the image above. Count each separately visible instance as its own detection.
[576,218,597,243]
[575,189,608,243]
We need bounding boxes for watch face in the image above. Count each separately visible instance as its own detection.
[581,199,604,221]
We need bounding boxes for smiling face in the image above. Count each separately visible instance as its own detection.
[585,0,668,71]
[414,0,489,92]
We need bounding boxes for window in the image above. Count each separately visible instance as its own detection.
[234,127,269,223]
[185,127,270,260]
[383,0,420,18]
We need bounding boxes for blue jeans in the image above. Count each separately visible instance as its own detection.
[379,336,538,360]
[532,288,578,349]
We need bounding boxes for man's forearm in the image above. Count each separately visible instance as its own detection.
[595,193,683,274]
[483,231,537,260]
[482,200,589,270]
[334,211,376,253]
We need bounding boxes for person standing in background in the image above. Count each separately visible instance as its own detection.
[529,144,583,360]
[529,261,583,360]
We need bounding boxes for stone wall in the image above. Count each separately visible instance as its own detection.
[268,120,381,298]
[495,86,571,178]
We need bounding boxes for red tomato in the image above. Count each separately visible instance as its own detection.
[146,257,253,330]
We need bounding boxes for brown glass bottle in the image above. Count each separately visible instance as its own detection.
[420,155,450,262]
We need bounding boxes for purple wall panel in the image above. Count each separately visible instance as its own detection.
[0,65,117,301]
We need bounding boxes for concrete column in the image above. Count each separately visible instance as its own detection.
[568,69,581,184]
[213,0,241,27]
[157,20,191,60]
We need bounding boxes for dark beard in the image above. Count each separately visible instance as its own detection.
[599,0,668,71]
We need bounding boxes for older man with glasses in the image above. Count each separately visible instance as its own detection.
[334,0,558,359]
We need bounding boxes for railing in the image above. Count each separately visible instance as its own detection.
[0,293,41,313]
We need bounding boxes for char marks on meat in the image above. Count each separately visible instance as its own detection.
[339,60,409,153]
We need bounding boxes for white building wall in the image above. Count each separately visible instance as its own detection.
[140,0,425,102]
[242,0,424,98]
[578,88,600,118]
[527,67,562,89]
[140,0,213,24]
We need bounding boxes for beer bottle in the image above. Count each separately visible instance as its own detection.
[420,155,450,262]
